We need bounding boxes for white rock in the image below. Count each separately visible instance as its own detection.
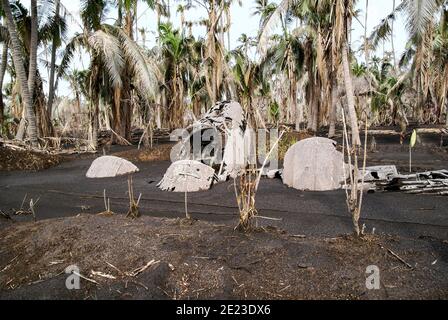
[282,137,347,191]
[86,156,139,178]
[223,128,246,178]
[158,160,215,192]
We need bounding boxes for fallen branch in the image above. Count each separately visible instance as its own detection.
[90,270,117,280]
[72,271,99,284]
[127,260,160,277]
[378,244,413,269]
[253,215,282,221]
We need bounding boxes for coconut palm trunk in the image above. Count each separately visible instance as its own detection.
[2,0,38,145]
[328,83,338,137]
[16,0,39,141]
[28,0,38,98]
[111,4,134,143]
[341,42,361,146]
[47,0,61,119]
[88,62,100,150]
[0,42,8,128]
[391,0,397,69]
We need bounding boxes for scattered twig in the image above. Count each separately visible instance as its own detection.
[127,260,159,277]
[131,280,149,290]
[0,210,12,220]
[48,260,65,266]
[253,216,282,221]
[90,270,117,280]
[105,261,125,275]
[279,285,291,293]
[378,244,413,269]
[109,129,132,146]
[72,271,99,284]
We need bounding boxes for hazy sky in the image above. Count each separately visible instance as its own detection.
[18,0,409,97]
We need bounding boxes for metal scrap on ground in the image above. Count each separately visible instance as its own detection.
[369,169,448,195]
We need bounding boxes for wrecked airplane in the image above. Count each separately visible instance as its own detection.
[366,169,448,195]
[159,101,253,192]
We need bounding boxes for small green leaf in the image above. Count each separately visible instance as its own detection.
[410,129,417,148]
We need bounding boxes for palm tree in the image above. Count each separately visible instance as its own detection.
[184,36,209,118]
[64,69,89,115]
[261,21,304,129]
[366,56,410,126]
[109,0,160,142]
[154,0,169,28]
[15,0,38,141]
[0,21,8,130]
[158,22,188,128]
[253,0,278,30]
[203,0,225,104]
[59,0,160,148]
[370,0,447,125]
[28,0,37,99]
[2,1,66,139]
[229,49,260,126]
[46,0,61,118]
[1,0,38,145]
[258,0,361,145]
[433,8,448,126]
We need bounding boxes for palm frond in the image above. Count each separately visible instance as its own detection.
[81,0,106,31]
[56,33,84,79]
[257,0,292,57]
[113,26,161,98]
[88,29,124,88]
[404,0,440,37]
[39,9,68,45]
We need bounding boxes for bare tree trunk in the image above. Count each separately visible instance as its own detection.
[444,75,448,128]
[205,1,222,105]
[47,0,61,119]
[0,42,8,129]
[111,6,134,143]
[91,100,99,150]
[35,72,53,137]
[28,0,38,98]
[341,42,361,146]
[295,94,302,132]
[16,0,38,141]
[306,91,314,131]
[446,98,448,128]
[2,0,38,145]
[391,0,397,70]
[310,81,319,132]
[328,84,337,137]
[87,61,100,149]
[226,8,231,51]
